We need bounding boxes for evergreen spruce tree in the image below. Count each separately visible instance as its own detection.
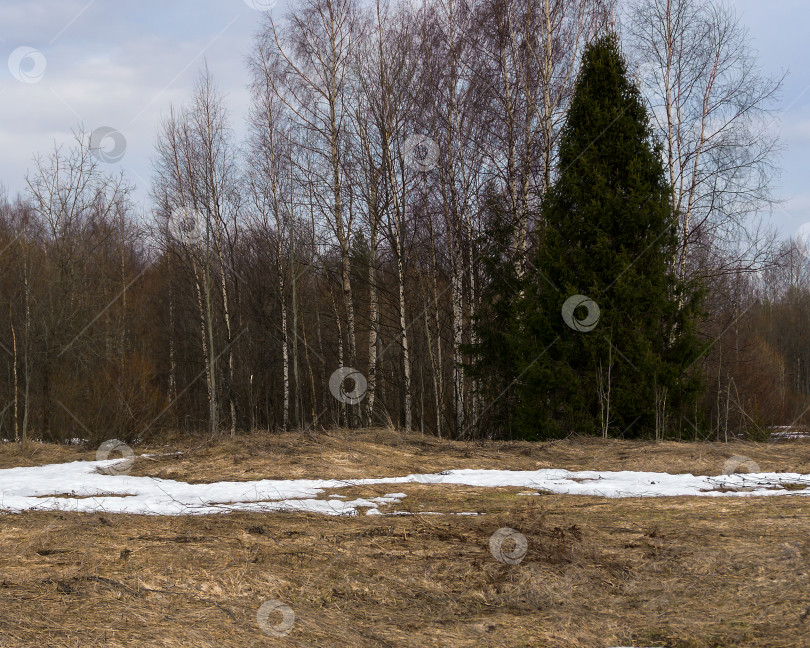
[511,32,703,439]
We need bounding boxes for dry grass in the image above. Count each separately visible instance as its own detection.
[0,429,809,647]
[115,427,810,482]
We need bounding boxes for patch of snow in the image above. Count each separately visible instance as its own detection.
[768,426,810,440]
[771,432,810,440]
[0,459,809,516]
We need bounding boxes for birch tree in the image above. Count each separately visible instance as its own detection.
[248,40,296,429]
[354,0,419,430]
[479,0,611,266]
[154,103,222,435]
[418,0,478,436]
[267,0,363,376]
[627,0,782,282]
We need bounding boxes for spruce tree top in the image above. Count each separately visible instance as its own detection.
[541,30,675,297]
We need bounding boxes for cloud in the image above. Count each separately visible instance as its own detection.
[0,0,266,204]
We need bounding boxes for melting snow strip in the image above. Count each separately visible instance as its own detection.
[0,459,809,516]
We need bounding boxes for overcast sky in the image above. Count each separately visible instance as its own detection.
[0,0,807,238]
[0,0,275,216]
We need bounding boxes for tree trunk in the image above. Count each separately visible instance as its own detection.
[367,222,379,426]
[396,248,412,432]
[10,301,18,443]
[278,250,290,430]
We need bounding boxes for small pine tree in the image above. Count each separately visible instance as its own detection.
[511,31,703,439]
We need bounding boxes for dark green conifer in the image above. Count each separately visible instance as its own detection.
[510,31,703,439]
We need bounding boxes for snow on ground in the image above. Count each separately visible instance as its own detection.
[0,458,809,516]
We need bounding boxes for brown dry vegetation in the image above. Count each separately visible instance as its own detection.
[0,429,809,647]
[5,427,809,479]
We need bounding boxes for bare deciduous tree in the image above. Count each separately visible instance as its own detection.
[627,0,783,282]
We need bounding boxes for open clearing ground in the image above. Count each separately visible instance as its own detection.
[0,429,808,647]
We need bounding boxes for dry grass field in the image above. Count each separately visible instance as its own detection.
[0,429,808,647]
